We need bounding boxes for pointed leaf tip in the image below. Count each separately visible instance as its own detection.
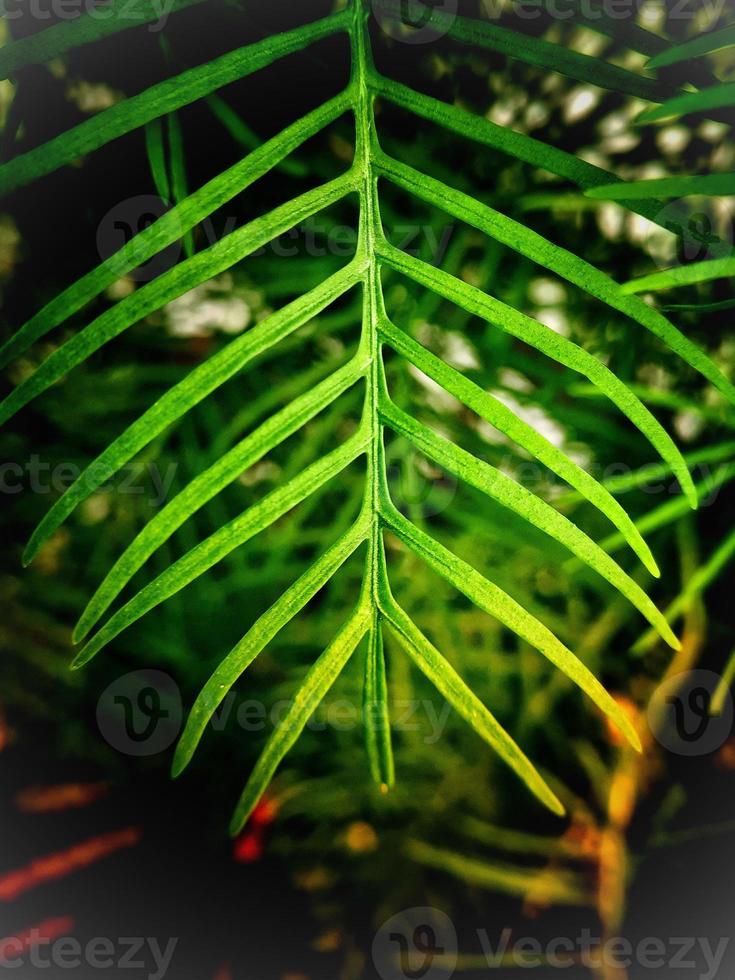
[642,551,660,579]
[70,647,94,670]
[630,727,643,754]
[614,710,643,754]
[71,622,88,645]
[548,794,566,818]
[23,521,50,566]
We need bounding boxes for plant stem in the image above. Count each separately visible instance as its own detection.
[352,0,395,785]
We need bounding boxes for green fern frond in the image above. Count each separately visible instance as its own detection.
[5,0,731,833]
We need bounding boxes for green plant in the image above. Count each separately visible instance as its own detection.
[2,0,734,837]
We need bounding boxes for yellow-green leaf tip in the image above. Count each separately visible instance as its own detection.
[229,812,248,838]
[619,715,643,754]
[170,745,189,780]
[70,649,93,670]
[643,552,661,579]
[547,793,566,819]
[71,621,89,645]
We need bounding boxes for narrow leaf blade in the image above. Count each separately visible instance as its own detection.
[0,10,350,196]
[229,605,371,835]
[0,91,351,369]
[379,0,671,100]
[2,172,357,432]
[173,518,370,777]
[75,355,369,640]
[364,610,395,789]
[587,173,735,199]
[144,117,171,202]
[383,502,658,734]
[377,242,698,508]
[621,257,735,293]
[72,430,369,668]
[380,398,671,638]
[637,82,735,123]
[381,596,565,816]
[20,234,362,567]
[378,316,659,574]
[0,0,207,78]
[377,153,735,409]
[647,24,735,69]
